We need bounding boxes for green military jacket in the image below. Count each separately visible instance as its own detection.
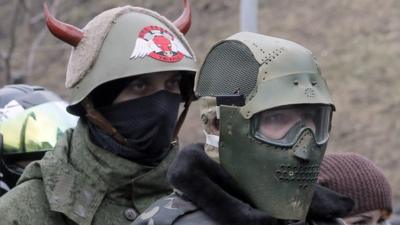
[0,120,176,225]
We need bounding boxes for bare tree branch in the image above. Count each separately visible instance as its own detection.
[26,0,61,78]
[30,12,44,25]
[18,0,29,16]
[2,0,22,85]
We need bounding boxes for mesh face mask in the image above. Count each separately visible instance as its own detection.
[194,33,335,220]
[195,41,259,98]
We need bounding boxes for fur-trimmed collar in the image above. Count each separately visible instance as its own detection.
[167,143,354,225]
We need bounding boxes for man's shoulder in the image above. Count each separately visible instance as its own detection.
[0,179,61,224]
[132,192,218,225]
[0,178,47,207]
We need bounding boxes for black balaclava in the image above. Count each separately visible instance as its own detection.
[88,90,181,165]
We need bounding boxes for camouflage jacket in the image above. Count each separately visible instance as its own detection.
[132,192,216,225]
[0,120,176,225]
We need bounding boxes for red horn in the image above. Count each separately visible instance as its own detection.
[43,3,84,47]
[173,0,192,35]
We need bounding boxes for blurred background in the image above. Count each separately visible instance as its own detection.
[0,0,399,199]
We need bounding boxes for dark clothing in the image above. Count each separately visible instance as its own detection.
[132,143,354,225]
[94,90,181,163]
[132,192,347,225]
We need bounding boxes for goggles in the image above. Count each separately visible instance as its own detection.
[251,104,333,147]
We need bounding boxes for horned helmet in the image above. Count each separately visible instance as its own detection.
[44,0,196,141]
[195,32,334,220]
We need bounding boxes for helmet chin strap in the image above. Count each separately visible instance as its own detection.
[172,98,192,142]
[81,97,128,145]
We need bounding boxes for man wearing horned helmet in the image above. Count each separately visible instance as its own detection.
[0,1,197,224]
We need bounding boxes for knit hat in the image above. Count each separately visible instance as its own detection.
[318,152,392,217]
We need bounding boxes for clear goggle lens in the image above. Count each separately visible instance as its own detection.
[251,104,333,147]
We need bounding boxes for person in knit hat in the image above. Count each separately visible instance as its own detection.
[318,153,392,225]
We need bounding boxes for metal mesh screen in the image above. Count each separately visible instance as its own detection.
[196,40,260,98]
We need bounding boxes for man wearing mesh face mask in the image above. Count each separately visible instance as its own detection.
[131,32,354,225]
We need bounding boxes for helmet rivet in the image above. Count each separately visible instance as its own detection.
[311,80,317,86]
[293,80,299,85]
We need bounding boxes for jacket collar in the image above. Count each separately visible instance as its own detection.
[167,144,353,225]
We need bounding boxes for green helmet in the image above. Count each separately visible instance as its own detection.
[44,0,196,116]
[195,32,334,220]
